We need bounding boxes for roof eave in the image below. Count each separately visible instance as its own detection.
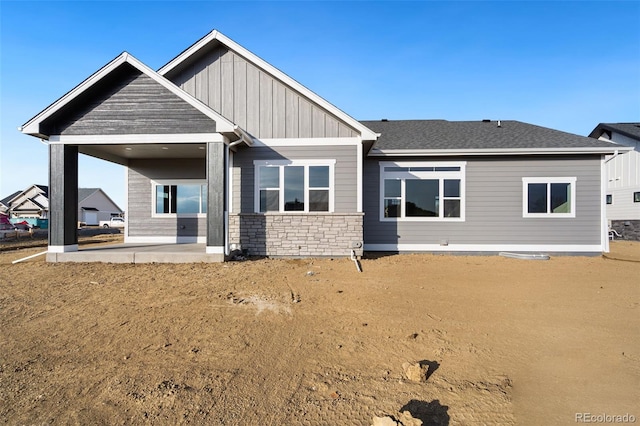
[21,52,236,139]
[368,147,631,157]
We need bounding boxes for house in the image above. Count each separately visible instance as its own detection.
[20,30,624,261]
[0,190,21,215]
[1,184,123,227]
[77,188,124,225]
[589,123,640,240]
[4,184,49,219]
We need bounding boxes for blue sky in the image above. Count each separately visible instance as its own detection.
[1,0,639,208]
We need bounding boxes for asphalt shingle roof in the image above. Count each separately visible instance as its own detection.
[588,122,640,141]
[360,119,617,151]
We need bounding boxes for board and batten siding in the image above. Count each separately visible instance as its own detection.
[167,46,358,139]
[127,159,207,238]
[45,64,217,136]
[232,145,358,213]
[363,156,604,247]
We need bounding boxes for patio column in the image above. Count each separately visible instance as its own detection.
[206,141,226,260]
[49,144,78,252]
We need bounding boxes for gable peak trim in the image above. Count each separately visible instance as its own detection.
[21,51,235,138]
[159,30,378,142]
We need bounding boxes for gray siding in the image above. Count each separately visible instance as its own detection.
[363,156,604,246]
[128,159,207,238]
[46,64,217,135]
[231,145,357,213]
[167,46,358,139]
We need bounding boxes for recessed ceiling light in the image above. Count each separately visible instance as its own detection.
[161,147,169,150]
[125,147,132,151]
[198,146,205,150]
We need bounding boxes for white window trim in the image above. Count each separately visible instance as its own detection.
[151,179,207,218]
[253,160,336,213]
[379,161,466,222]
[522,177,577,218]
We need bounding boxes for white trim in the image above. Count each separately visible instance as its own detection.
[158,31,378,141]
[206,246,225,254]
[252,137,362,147]
[253,159,337,166]
[49,133,225,144]
[364,243,604,253]
[369,147,629,156]
[522,177,577,218]
[357,139,363,213]
[124,166,129,239]
[151,179,207,218]
[253,160,336,213]
[21,52,235,137]
[379,161,466,222]
[124,236,206,244]
[601,157,610,252]
[48,244,79,253]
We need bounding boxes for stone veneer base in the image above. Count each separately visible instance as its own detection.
[229,213,364,257]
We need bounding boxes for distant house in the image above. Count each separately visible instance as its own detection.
[20,30,624,261]
[589,123,640,240]
[5,184,49,219]
[2,185,123,226]
[0,190,21,215]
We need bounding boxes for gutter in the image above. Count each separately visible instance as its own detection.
[368,146,633,157]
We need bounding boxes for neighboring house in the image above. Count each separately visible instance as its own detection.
[1,185,123,226]
[589,123,640,240]
[20,30,623,261]
[5,184,49,219]
[77,188,124,225]
[0,190,21,215]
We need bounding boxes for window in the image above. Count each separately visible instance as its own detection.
[254,160,335,213]
[153,181,207,216]
[380,162,465,221]
[522,177,576,218]
[634,192,640,203]
[606,194,613,205]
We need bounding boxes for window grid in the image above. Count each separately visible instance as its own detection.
[380,162,466,222]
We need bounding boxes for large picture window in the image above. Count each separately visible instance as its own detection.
[153,181,207,216]
[380,162,465,221]
[254,160,335,213]
[522,177,576,218]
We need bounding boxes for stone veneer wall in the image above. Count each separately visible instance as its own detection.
[611,220,640,241]
[229,213,364,257]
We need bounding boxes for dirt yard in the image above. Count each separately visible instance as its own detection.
[1,236,638,425]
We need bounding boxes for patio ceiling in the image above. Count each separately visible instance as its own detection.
[79,143,208,165]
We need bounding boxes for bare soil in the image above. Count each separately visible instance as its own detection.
[1,237,638,425]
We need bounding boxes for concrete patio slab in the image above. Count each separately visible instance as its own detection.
[46,243,225,263]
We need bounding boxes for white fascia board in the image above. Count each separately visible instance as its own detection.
[364,243,604,253]
[21,53,130,136]
[368,147,630,156]
[252,137,361,147]
[49,133,225,144]
[21,52,235,137]
[159,31,378,142]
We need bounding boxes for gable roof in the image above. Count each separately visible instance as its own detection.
[159,30,379,142]
[78,187,123,212]
[0,191,22,207]
[588,122,640,141]
[20,52,236,139]
[361,119,623,156]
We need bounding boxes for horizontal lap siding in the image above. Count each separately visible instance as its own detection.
[168,46,358,139]
[363,156,603,245]
[128,159,206,237]
[51,65,216,135]
[232,145,357,213]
